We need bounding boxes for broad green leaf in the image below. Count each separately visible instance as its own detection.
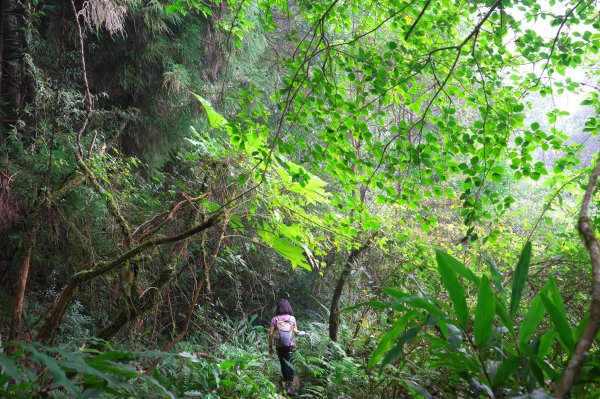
[435,250,480,284]
[485,255,507,294]
[493,356,520,386]
[193,93,228,128]
[444,323,462,351]
[546,276,565,310]
[383,287,409,299]
[220,360,237,369]
[518,294,545,349]
[404,380,434,399]
[436,250,469,327]
[342,300,389,312]
[381,327,421,367]
[274,159,331,204]
[29,349,81,396]
[258,229,311,270]
[369,316,409,369]
[541,293,574,352]
[391,295,446,318]
[0,353,20,380]
[58,351,124,390]
[431,352,479,374]
[574,316,589,342]
[510,242,532,318]
[474,276,495,348]
[496,300,514,334]
[539,330,555,358]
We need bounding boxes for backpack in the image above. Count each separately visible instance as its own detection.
[275,315,295,347]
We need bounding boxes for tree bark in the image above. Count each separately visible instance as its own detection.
[554,160,600,398]
[203,2,226,83]
[328,239,373,342]
[8,222,39,344]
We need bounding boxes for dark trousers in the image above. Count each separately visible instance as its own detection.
[276,346,294,382]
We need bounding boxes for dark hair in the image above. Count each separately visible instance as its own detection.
[276,299,294,316]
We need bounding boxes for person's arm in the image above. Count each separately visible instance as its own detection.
[268,324,275,355]
[293,317,306,336]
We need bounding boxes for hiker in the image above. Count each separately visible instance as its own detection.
[268,299,304,396]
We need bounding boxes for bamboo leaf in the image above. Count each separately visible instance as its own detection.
[28,348,81,397]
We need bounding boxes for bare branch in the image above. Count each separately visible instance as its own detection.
[554,159,600,398]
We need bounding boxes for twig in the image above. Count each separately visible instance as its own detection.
[404,0,431,41]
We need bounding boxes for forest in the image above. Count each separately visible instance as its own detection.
[1,0,600,397]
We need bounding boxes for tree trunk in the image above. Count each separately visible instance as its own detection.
[8,222,39,345]
[0,171,20,291]
[203,2,226,83]
[10,173,85,344]
[1,0,25,127]
[554,160,600,398]
[98,263,176,341]
[328,242,372,342]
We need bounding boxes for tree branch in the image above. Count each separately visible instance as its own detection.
[36,212,222,342]
[554,159,600,398]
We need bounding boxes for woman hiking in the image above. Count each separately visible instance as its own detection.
[269,299,304,396]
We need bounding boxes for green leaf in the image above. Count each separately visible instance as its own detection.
[274,159,331,204]
[342,300,389,312]
[496,300,514,334]
[539,330,555,358]
[541,293,574,352]
[431,352,479,374]
[258,229,311,270]
[0,353,20,380]
[193,93,228,128]
[436,250,469,326]
[219,360,237,369]
[474,276,495,348]
[368,316,409,369]
[435,250,480,284]
[391,296,446,318]
[493,356,520,386]
[380,327,421,367]
[518,294,545,349]
[28,348,81,396]
[510,242,532,318]
[485,255,507,295]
